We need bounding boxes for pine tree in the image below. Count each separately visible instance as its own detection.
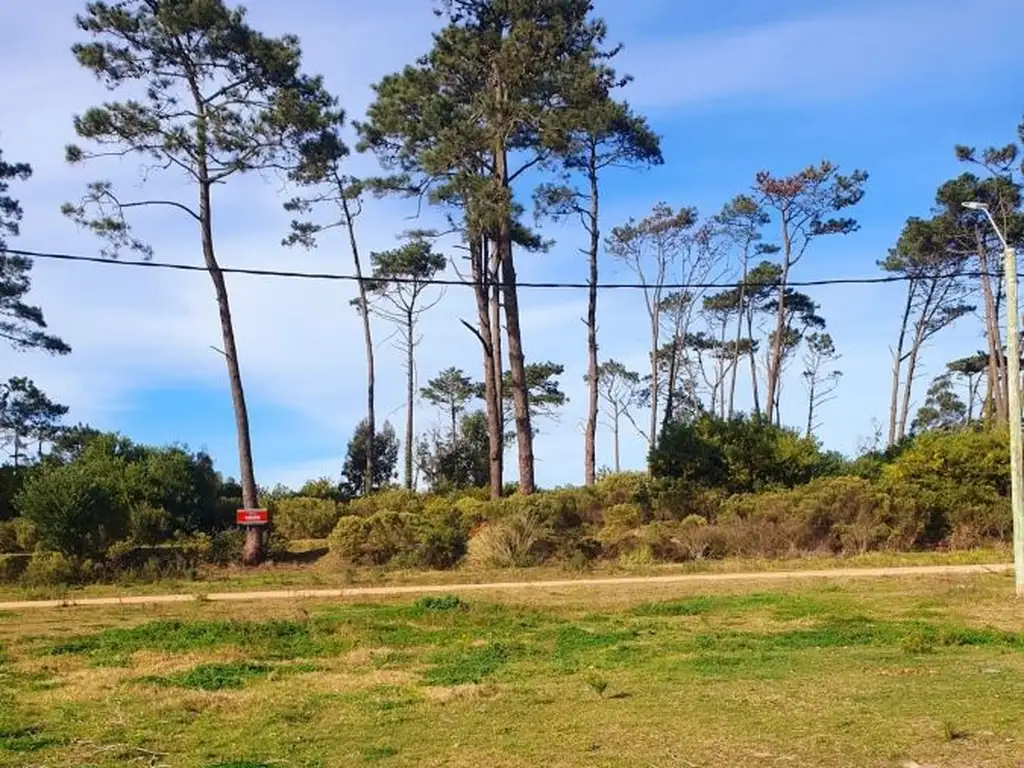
[62,0,339,563]
[0,151,70,355]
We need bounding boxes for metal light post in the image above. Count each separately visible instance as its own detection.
[964,201,1024,597]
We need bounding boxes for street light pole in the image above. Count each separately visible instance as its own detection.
[1004,244,1024,597]
[964,201,1024,597]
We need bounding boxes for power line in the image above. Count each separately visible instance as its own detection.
[1,246,1002,290]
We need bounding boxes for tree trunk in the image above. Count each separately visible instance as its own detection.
[978,244,1007,425]
[728,253,750,418]
[888,282,914,446]
[494,146,534,495]
[765,241,791,424]
[584,149,600,487]
[470,236,503,500]
[490,248,504,449]
[190,80,259,563]
[341,194,375,496]
[613,409,620,473]
[199,181,260,564]
[663,334,677,433]
[805,376,816,439]
[648,310,660,447]
[404,309,414,490]
[747,307,761,417]
[450,404,458,444]
[898,327,926,439]
[967,374,980,424]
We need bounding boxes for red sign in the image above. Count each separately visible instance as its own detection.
[236,508,269,526]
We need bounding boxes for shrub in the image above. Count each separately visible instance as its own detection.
[345,488,424,518]
[651,414,833,493]
[466,510,544,568]
[128,503,173,546]
[454,496,489,531]
[417,498,469,569]
[328,511,420,566]
[593,472,650,507]
[208,529,246,565]
[882,429,1010,543]
[602,503,645,533]
[16,463,128,558]
[0,553,30,583]
[21,551,80,587]
[636,521,732,562]
[273,497,341,540]
[0,520,19,553]
[13,517,38,552]
[297,477,342,501]
[418,524,467,569]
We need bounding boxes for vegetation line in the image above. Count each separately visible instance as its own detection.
[0,562,1011,612]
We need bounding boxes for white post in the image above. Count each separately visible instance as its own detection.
[1004,245,1024,597]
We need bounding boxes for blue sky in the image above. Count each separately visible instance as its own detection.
[0,0,1022,489]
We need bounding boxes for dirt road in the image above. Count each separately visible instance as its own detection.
[0,562,1013,611]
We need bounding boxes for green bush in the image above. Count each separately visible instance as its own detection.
[297,477,342,501]
[128,503,173,546]
[882,429,1010,542]
[651,414,835,493]
[208,529,246,565]
[593,472,650,507]
[273,497,341,540]
[0,520,19,553]
[417,497,469,569]
[328,511,420,566]
[454,495,489,531]
[16,463,128,558]
[345,488,425,518]
[0,553,30,582]
[13,517,38,552]
[602,503,645,533]
[21,551,81,587]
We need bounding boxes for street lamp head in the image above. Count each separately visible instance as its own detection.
[963,201,989,211]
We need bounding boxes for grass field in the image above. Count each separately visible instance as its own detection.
[1,570,1023,767]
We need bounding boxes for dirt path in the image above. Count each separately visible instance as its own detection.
[0,562,1013,612]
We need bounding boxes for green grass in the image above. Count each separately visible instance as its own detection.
[46,617,352,662]
[140,661,318,691]
[1,574,1023,767]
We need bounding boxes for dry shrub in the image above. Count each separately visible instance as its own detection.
[466,510,544,568]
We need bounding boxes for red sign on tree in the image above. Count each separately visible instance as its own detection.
[236,509,269,526]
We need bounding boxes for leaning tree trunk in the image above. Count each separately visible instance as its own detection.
[746,308,761,417]
[199,181,260,564]
[584,152,600,487]
[898,326,927,440]
[341,195,375,496]
[403,309,414,491]
[765,256,791,424]
[495,147,534,495]
[648,310,661,448]
[888,281,914,446]
[728,254,750,418]
[469,236,503,500]
[613,409,621,474]
[805,375,816,439]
